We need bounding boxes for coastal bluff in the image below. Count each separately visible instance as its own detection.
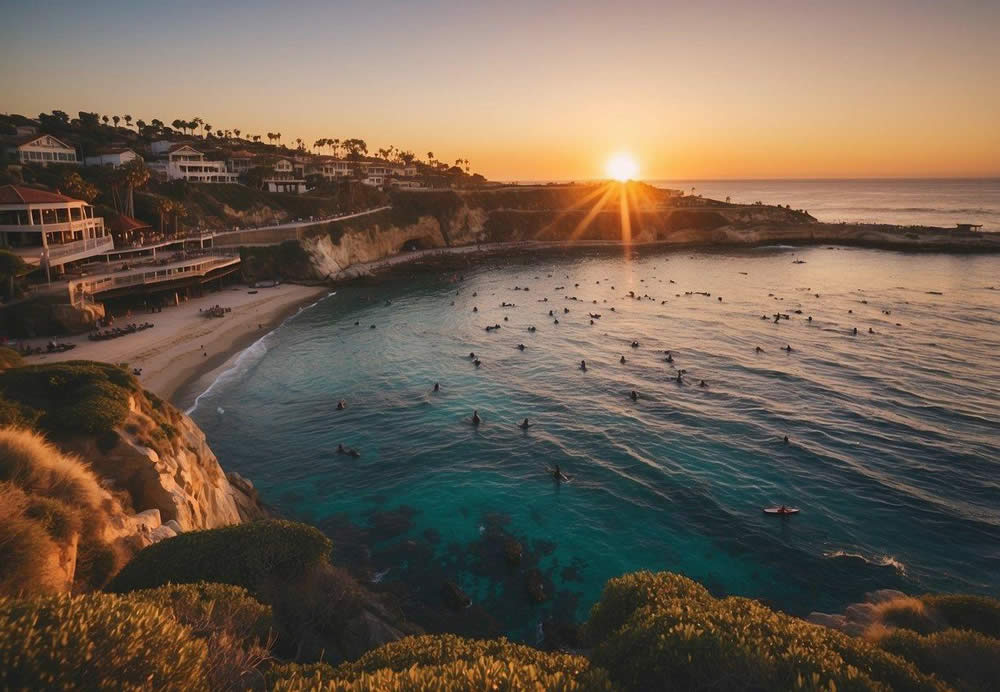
[236,184,1000,282]
[0,357,266,594]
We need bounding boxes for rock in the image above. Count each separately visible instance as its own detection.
[844,602,878,627]
[808,612,847,629]
[131,508,162,533]
[526,568,547,603]
[441,580,472,611]
[865,589,907,605]
[503,538,523,566]
[163,519,183,534]
[149,524,178,543]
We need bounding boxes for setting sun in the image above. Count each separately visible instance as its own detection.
[606,153,640,182]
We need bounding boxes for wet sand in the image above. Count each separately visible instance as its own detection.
[23,283,328,405]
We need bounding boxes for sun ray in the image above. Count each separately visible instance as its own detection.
[531,181,614,241]
[565,183,618,244]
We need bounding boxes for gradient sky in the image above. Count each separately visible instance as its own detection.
[2,0,998,180]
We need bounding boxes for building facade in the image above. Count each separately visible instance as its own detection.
[0,185,113,277]
[148,144,238,183]
[6,134,80,166]
[84,148,141,168]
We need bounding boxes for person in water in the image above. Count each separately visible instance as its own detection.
[699,380,707,387]
[580,360,587,371]
[472,410,481,426]
[675,371,683,383]
[336,400,346,410]
[553,464,563,480]
[630,390,638,401]
[783,435,789,444]
[519,418,531,429]
[620,355,626,364]
[433,382,440,392]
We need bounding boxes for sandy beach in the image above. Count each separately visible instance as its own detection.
[23,283,329,406]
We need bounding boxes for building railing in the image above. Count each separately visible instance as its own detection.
[69,254,241,298]
[46,234,114,260]
[0,217,104,234]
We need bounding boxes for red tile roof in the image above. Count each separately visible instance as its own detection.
[0,185,81,205]
[106,213,152,234]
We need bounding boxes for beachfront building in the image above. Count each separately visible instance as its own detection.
[263,158,306,194]
[148,144,238,183]
[0,185,113,278]
[84,148,141,168]
[226,150,256,175]
[6,134,80,166]
[306,158,354,179]
[362,163,394,187]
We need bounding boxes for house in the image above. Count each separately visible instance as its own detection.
[15,125,39,137]
[84,148,141,168]
[226,150,256,175]
[263,158,307,194]
[0,185,113,278]
[6,134,80,166]
[305,158,354,179]
[147,144,239,183]
[151,139,188,155]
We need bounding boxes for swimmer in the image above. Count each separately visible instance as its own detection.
[852,327,858,335]
[519,418,532,429]
[631,341,639,348]
[474,359,482,367]
[517,343,526,350]
[699,380,707,387]
[620,355,627,364]
[580,360,587,371]
[472,410,481,426]
[630,390,638,401]
[783,435,789,444]
[755,346,764,353]
[336,400,346,410]
[469,352,476,359]
[473,306,478,312]
[783,345,792,352]
[337,443,345,454]
[433,383,440,392]
[675,371,683,384]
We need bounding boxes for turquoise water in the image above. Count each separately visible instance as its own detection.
[191,246,1000,641]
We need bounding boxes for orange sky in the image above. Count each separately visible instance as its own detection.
[3,1,998,180]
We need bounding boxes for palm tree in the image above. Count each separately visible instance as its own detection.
[295,137,303,150]
[172,119,184,133]
[330,138,340,157]
[276,132,282,146]
[151,118,163,131]
[124,114,133,129]
[116,159,150,217]
[192,117,204,136]
[112,115,121,128]
[102,115,110,126]
[234,128,241,139]
[725,196,731,204]
[204,124,213,137]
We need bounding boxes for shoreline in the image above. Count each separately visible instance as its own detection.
[22,283,329,407]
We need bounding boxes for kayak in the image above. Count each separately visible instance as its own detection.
[763,507,799,515]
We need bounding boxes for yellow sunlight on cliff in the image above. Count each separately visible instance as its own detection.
[606,153,639,182]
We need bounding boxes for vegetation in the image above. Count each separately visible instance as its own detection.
[877,628,1000,692]
[585,570,943,692]
[0,427,119,593]
[0,592,209,691]
[0,361,138,438]
[108,519,332,597]
[0,249,32,301]
[0,346,23,371]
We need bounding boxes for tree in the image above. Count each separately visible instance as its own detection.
[60,171,98,203]
[233,128,241,139]
[114,158,150,217]
[78,112,100,129]
[295,138,303,151]
[192,118,203,136]
[124,114,133,129]
[102,115,110,126]
[151,119,163,131]
[112,115,121,128]
[204,124,212,137]
[172,119,184,134]
[0,250,31,301]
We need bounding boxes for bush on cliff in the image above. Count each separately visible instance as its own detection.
[876,627,1000,692]
[0,361,137,438]
[268,634,613,691]
[586,571,942,692]
[0,592,209,691]
[0,346,23,370]
[108,519,332,597]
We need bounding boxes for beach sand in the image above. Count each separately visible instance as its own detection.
[24,283,329,407]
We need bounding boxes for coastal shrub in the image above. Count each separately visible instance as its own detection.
[0,361,137,438]
[0,592,208,691]
[334,633,599,680]
[132,583,275,690]
[586,571,941,692]
[271,657,614,692]
[108,519,332,597]
[0,346,23,370]
[877,628,1000,691]
[23,493,81,542]
[921,594,1000,639]
[0,426,105,510]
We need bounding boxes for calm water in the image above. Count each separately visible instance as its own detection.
[192,247,1000,641]
[648,178,1000,232]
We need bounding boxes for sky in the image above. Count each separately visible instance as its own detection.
[2,0,998,181]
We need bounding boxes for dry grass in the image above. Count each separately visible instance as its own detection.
[0,427,105,510]
[0,483,61,597]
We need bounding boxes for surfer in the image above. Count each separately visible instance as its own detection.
[553,464,564,481]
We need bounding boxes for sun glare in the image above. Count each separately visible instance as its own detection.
[606,153,639,182]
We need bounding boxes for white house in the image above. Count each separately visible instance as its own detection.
[263,158,307,194]
[0,185,113,278]
[7,134,80,166]
[85,148,141,168]
[226,150,255,175]
[148,144,238,183]
[151,139,188,155]
[305,158,354,179]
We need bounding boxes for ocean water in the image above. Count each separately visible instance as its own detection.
[191,247,1000,641]
[648,178,1000,232]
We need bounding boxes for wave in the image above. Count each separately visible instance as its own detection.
[824,550,907,575]
[185,291,336,414]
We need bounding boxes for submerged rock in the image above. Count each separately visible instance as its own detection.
[526,568,547,603]
[442,580,472,610]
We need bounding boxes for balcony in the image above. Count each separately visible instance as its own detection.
[7,234,114,266]
[69,254,241,298]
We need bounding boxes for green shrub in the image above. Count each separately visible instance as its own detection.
[879,627,1000,691]
[0,361,137,438]
[272,657,614,691]
[587,571,942,692]
[108,520,332,598]
[335,633,596,680]
[922,594,1000,639]
[0,592,208,691]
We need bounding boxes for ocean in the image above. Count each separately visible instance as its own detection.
[646,178,1000,232]
[190,241,1000,642]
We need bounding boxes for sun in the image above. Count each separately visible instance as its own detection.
[605,153,639,182]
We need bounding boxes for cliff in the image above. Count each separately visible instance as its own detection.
[0,361,266,594]
[241,184,999,282]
